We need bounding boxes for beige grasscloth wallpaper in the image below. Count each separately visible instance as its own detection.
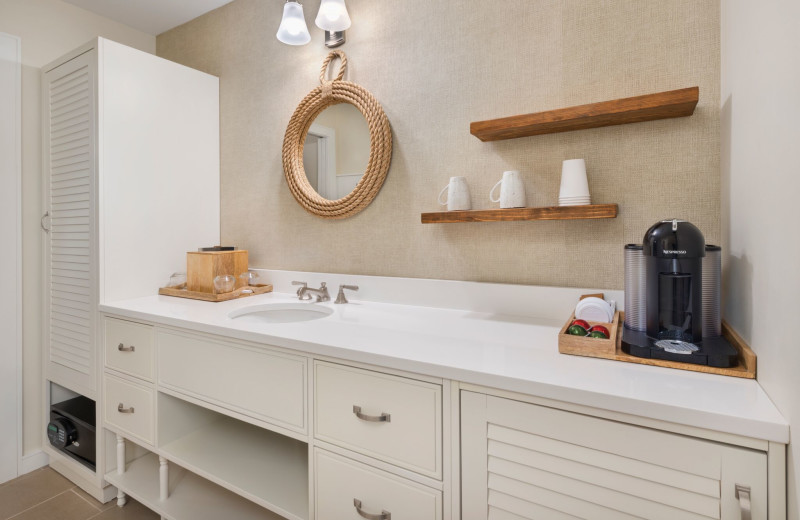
[157,0,720,289]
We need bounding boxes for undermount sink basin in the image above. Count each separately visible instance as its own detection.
[228,303,334,324]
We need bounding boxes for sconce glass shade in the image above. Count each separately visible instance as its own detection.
[277,1,311,45]
[315,0,351,32]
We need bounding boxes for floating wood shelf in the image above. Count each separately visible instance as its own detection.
[421,204,618,224]
[470,87,699,142]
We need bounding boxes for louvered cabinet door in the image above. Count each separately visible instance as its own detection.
[461,392,768,520]
[43,50,97,397]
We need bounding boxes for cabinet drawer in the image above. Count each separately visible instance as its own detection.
[104,374,155,445]
[157,330,306,432]
[104,317,154,381]
[315,449,441,520]
[314,362,441,478]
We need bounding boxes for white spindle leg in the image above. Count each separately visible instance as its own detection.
[115,434,127,506]
[159,456,169,500]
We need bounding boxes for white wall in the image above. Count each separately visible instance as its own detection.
[158,0,721,290]
[0,0,154,458]
[721,0,800,516]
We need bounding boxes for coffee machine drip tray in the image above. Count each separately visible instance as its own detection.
[622,328,739,368]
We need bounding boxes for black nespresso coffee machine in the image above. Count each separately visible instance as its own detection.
[622,219,738,367]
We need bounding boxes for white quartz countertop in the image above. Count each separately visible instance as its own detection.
[100,291,789,444]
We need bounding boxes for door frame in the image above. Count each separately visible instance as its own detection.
[308,122,337,199]
[0,31,22,483]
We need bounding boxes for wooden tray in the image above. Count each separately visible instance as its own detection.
[158,283,273,302]
[559,309,757,379]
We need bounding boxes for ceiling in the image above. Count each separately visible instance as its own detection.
[63,0,235,35]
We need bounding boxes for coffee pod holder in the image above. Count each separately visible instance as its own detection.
[558,309,621,360]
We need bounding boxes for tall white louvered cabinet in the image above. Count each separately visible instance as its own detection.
[41,38,220,501]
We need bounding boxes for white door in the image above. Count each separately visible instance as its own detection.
[307,123,337,199]
[43,50,97,398]
[0,31,22,484]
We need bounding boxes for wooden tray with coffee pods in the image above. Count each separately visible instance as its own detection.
[558,302,757,379]
[158,283,273,302]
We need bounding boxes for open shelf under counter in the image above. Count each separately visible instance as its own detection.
[105,453,282,520]
[158,392,309,520]
[421,203,618,224]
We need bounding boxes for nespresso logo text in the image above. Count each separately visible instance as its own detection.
[663,250,687,254]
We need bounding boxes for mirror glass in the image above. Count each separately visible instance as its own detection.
[302,103,370,200]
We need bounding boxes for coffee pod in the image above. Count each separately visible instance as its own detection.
[567,325,588,336]
[572,319,590,330]
[588,325,610,338]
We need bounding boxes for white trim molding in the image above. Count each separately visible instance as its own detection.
[0,30,22,484]
[20,450,50,475]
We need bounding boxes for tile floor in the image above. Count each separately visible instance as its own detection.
[0,467,158,520]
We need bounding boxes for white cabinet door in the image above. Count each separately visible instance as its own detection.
[461,391,768,520]
[43,49,97,398]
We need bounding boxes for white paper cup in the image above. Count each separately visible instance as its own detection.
[559,159,590,199]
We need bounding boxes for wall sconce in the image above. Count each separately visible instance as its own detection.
[276,0,311,46]
[315,0,351,48]
[276,0,351,48]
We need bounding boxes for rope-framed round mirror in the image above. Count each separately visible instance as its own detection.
[282,51,392,219]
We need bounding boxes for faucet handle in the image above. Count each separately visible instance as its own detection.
[292,281,311,300]
[335,284,359,304]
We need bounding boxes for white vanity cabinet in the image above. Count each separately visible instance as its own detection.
[461,391,771,520]
[98,311,785,520]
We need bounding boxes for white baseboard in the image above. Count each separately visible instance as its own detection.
[20,450,49,475]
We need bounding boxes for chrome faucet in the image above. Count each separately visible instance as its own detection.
[292,281,330,302]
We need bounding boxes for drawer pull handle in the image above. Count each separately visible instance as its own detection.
[353,499,391,520]
[735,484,751,520]
[352,405,391,423]
[117,403,135,414]
[117,343,135,352]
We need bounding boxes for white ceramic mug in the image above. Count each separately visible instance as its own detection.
[438,176,471,211]
[490,170,526,208]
